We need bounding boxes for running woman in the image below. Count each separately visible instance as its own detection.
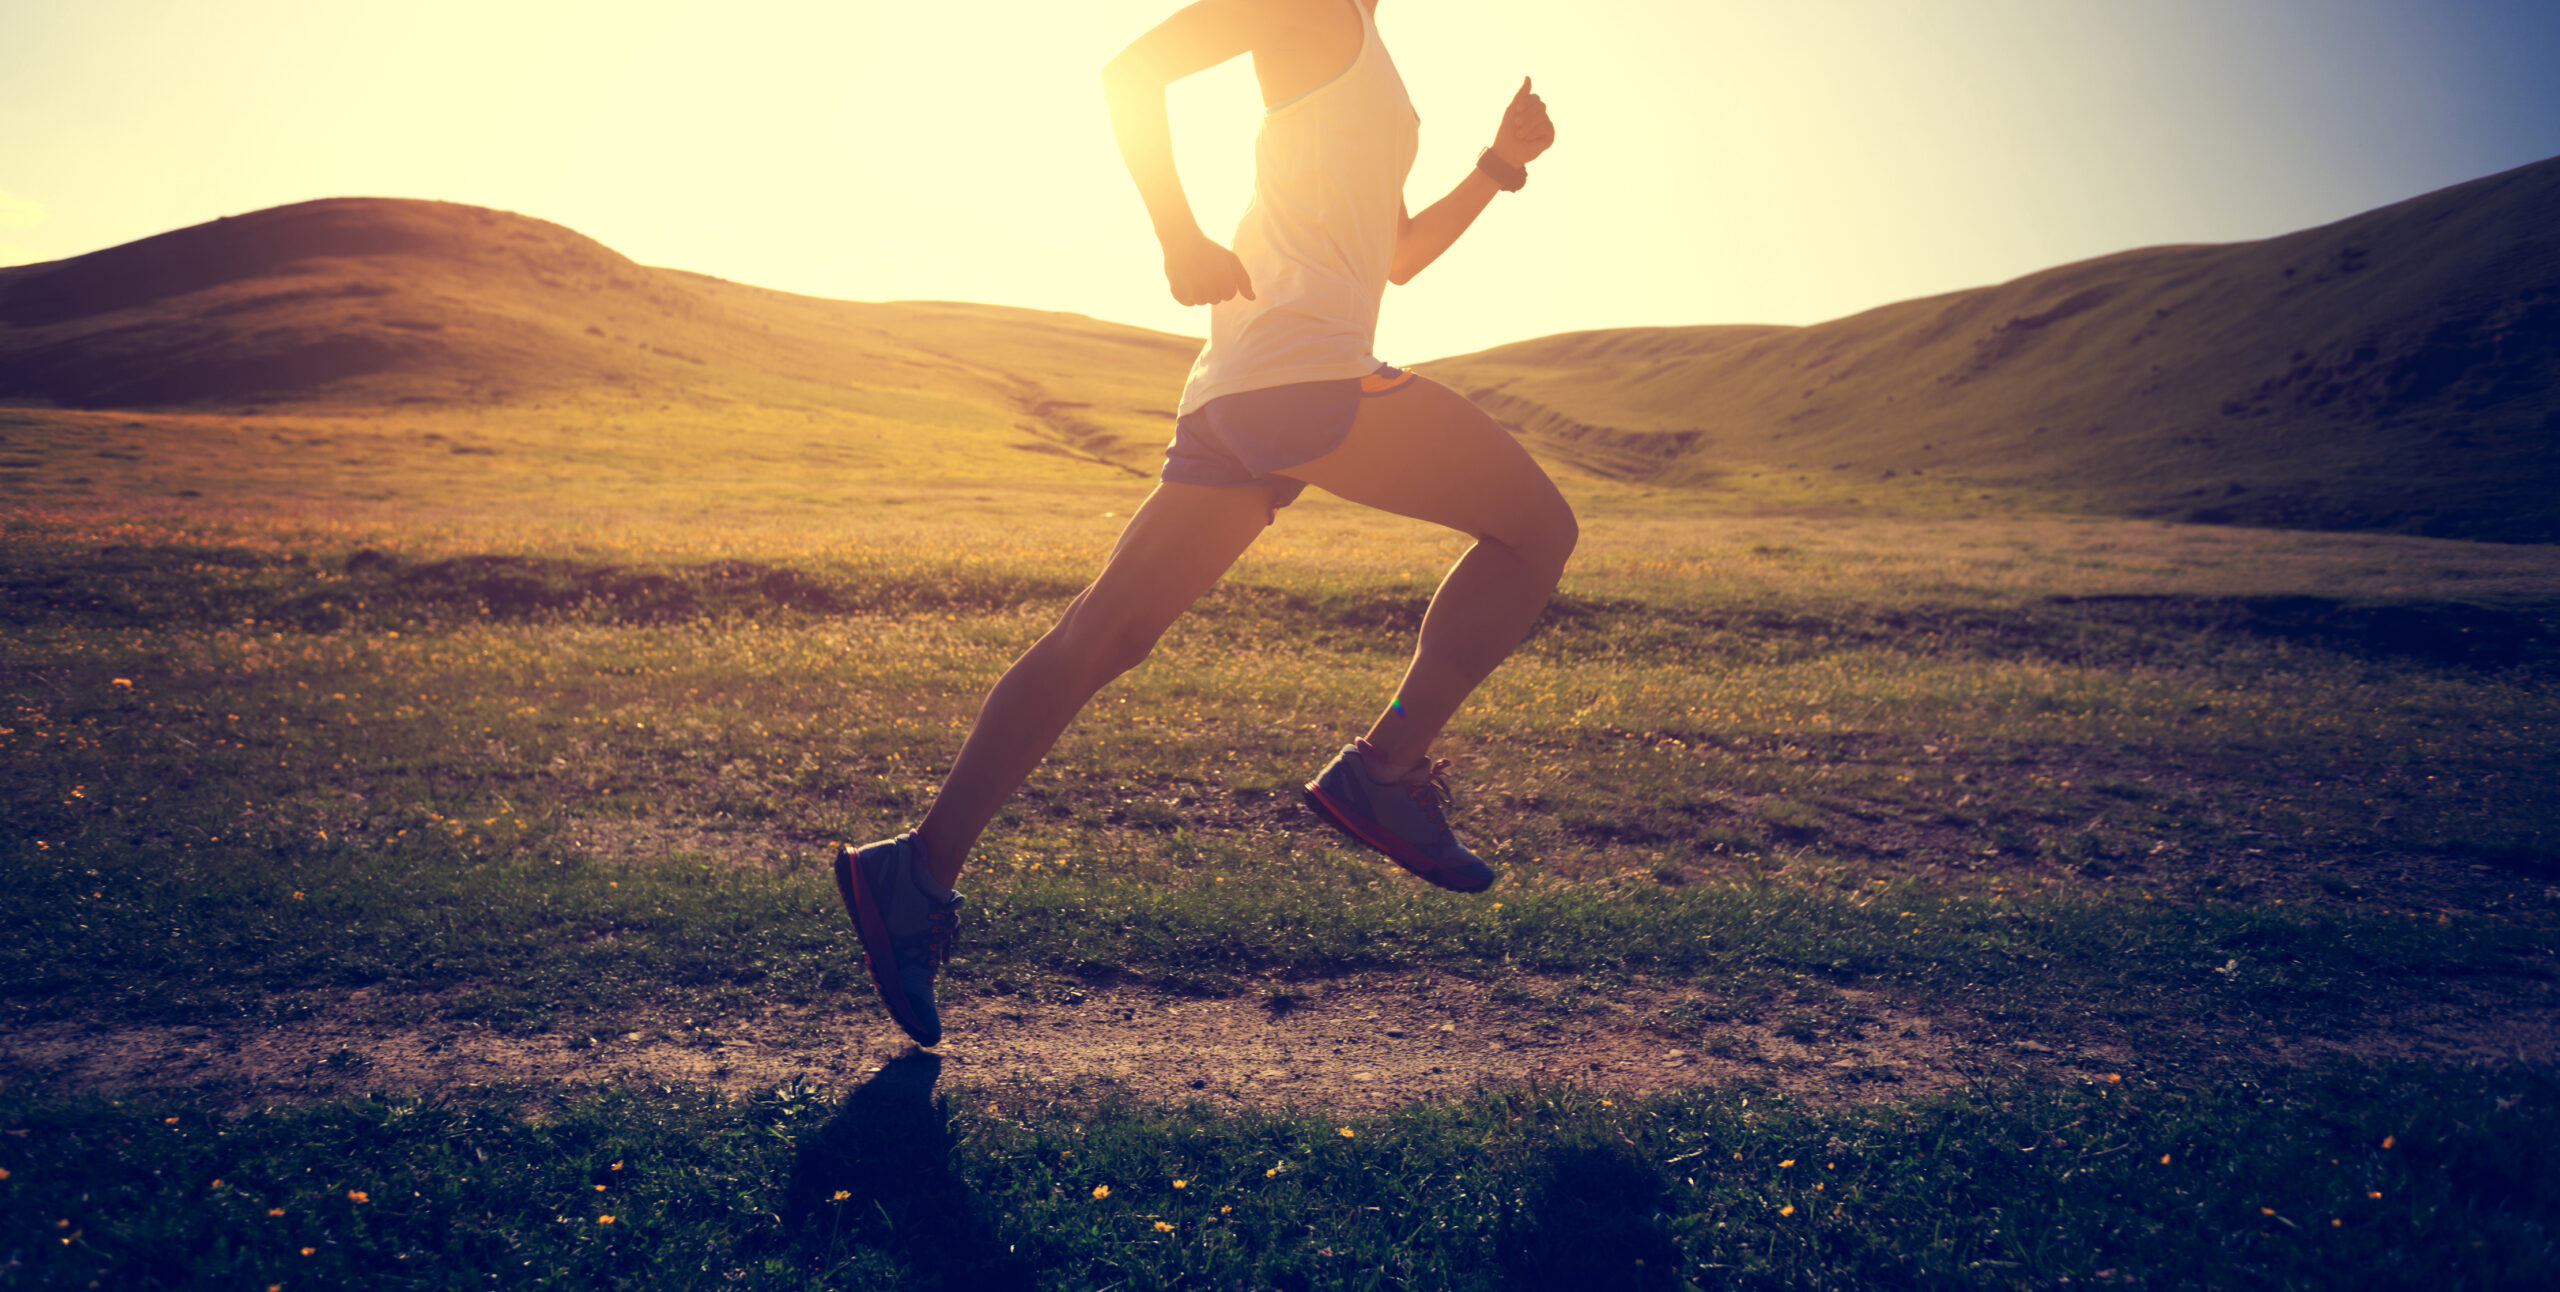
[838,0,1569,1047]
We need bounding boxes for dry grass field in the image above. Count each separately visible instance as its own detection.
[3,194,2556,1288]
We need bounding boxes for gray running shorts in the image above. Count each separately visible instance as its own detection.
[1161,364,1415,509]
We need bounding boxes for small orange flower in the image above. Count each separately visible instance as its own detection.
[347,1191,368,1204]
[2381,1136,2395,1150]
[1778,1160,1795,1168]
[1338,1127,1355,1139]
[268,1208,285,1217]
[832,1190,851,1201]
[301,1247,316,1257]
[598,1215,615,1225]
[1172,1179,1188,1190]
[1154,1220,1174,1232]
[1779,1204,1796,1217]
[1092,1185,1111,1200]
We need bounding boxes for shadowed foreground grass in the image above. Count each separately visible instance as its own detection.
[1,833,2545,1061]
[5,1063,2552,1290]
[6,503,2558,1287]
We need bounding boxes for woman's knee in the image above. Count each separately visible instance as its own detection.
[1497,487,1578,576]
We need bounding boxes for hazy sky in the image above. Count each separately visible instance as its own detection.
[4,0,2556,362]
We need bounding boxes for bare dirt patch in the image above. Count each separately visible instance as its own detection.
[0,979,1969,1113]
[7,974,2555,1114]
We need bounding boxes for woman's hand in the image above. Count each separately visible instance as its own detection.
[1163,228,1256,306]
[1488,77,1554,169]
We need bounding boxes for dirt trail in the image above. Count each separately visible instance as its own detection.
[7,975,2555,1113]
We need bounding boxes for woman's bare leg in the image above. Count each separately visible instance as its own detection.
[912,481,1274,887]
[1283,376,1578,779]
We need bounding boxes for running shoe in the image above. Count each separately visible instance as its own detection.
[834,833,963,1047]
[1302,739,1496,893]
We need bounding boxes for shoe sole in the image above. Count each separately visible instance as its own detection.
[833,845,940,1046]
[1301,782,1494,893]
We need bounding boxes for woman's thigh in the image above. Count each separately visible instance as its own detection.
[1058,479,1276,655]
[1282,376,1575,562]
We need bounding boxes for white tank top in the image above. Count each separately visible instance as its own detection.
[1176,0,1419,414]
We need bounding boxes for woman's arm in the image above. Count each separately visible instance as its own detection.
[1390,77,1554,285]
[1103,0,1273,306]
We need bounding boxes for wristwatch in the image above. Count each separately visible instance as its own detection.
[1475,148,1527,193]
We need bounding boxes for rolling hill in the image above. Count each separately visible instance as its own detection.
[5,163,2555,540]
[0,197,1196,475]
[1421,156,2560,542]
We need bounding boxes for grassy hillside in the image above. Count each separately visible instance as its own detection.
[1424,156,2560,542]
[0,197,1195,480]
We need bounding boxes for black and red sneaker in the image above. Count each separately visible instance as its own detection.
[1302,740,1495,893]
[833,833,962,1046]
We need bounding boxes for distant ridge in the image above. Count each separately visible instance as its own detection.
[1424,156,2560,542]
[0,197,1195,472]
[6,169,2555,539]
[0,199,686,406]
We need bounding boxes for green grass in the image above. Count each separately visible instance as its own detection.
[5,1063,2552,1289]
[2,824,2546,1057]
[7,481,2559,1286]
[4,536,2552,1049]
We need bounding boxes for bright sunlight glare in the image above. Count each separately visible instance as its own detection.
[1,0,2555,360]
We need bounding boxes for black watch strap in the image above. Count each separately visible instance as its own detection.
[1475,148,1527,192]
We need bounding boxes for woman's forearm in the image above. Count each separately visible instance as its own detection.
[1390,169,1502,285]
[1103,61,1203,246]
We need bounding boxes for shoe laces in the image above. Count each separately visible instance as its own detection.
[1387,757,1457,824]
[922,898,961,968]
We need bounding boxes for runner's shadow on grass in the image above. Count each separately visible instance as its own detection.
[787,1051,1033,1289]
